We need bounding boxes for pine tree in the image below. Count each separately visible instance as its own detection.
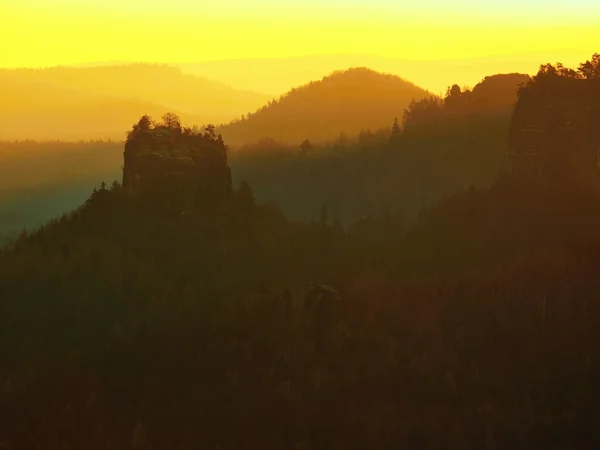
[392,117,401,135]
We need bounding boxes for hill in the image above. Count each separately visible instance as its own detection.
[0,72,529,238]
[179,54,400,95]
[177,52,587,96]
[0,79,205,141]
[0,64,269,140]
[0,72,529,237]
[230,72,530,222]
[217,67,433,146]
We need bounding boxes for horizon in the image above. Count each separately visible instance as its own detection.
[4,0,598,67]
[3,50,594,68]
[4,0,598,95]
[1,51,593,98]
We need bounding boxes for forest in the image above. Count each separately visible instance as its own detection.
[0,71,525,234]
[1,54,600,449]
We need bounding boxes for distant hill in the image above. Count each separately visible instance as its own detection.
[218,67,433,146]
[177,52,588,97]
[0,64,269,141]
[0,79,204,141]
[179,55,389,96]
[229,72,531,223]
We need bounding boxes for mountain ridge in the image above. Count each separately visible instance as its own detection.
[218,66,434,146]
[0,64,270,141]
[176,51,591,95]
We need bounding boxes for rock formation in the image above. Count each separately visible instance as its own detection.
[508,77,600,189]
[123,114,232,211]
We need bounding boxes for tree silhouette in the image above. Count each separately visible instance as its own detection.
[161,112,181,129]
[446,84,461,98]
[579,53,600,79]
[391,117,401,135]
[236,181,255,208]
[128,114,153,138]
[204,124,218,140]
[136,115,152,131]
[299,138,313,156]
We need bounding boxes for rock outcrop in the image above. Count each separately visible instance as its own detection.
[123,114,232,211]
[508,77,600,189]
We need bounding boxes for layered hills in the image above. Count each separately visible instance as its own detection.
[177,52,583,97]
[0,63,526,145]
[0,70,531,235]
[230,72,531,222]
[0,64,269,141]
[4,71,600,448]
[218,67,434,146]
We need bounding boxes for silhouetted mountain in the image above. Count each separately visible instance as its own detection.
[229,72,530,223]
[0,72,530,236]
[218,67,433,146]
[0,64,269,140]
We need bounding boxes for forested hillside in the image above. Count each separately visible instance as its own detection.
[3,147,600,450]
[231,72,529,221]
[0,71,530,235]
[2,54,600,449]
[218,67,433,145]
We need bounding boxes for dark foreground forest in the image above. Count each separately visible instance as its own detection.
[2,55,600,449]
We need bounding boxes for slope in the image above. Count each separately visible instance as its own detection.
[217,67,433,146]
[0,64,270,140]
[229,72,531,223]
[0,78,209,141]
[4,156,600,449]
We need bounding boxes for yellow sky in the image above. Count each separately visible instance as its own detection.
[1,1,598,68]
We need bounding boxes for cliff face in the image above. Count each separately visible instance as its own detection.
[123,116,232,211]
[508,77,600,189]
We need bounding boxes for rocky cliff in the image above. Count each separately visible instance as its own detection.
[123,114,232,211]
[509,77,600,189]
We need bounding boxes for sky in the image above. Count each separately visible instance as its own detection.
[2,0,599,68]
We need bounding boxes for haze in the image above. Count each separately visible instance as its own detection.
[3,0,599,94]
[4,0,600,446]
